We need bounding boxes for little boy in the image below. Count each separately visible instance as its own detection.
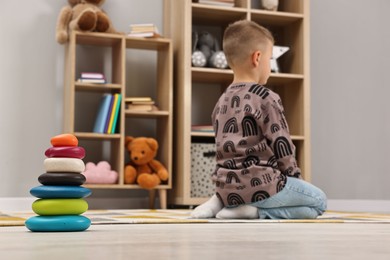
[191,20,327,219]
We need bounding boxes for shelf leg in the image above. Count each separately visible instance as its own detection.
[148,189,167,209]
[158,189,167,209]
[149,189,156,209]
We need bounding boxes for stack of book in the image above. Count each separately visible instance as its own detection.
[93,93,122,134]
[78,72,106,84]
[128,23,161,38]
[125,97,158,112]
[196,0,234,7]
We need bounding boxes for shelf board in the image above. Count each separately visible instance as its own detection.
[268,73,304,85]
[74,32,123,46]
[74,132,121,140]
[192,4,303,26]
[125,110,170,118]
[83,184,171,189]
[125,37,171,50]
[192,3,248,25]
[250,9,304,26]
[191,131,214,137]
[191,67,303,85]
[75,83,122,92]
[72,32,171,51]
[291,135,305,141]
[192,67,233,83]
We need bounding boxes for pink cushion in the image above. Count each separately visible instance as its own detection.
[82,161,118,184]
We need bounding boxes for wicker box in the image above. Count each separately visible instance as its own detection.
[190,142,216,198]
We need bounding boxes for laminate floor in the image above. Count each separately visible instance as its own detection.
[1,223,390,259]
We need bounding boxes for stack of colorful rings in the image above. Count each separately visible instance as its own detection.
[25,134,91,232]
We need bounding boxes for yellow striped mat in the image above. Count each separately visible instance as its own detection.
[1,209,390,227]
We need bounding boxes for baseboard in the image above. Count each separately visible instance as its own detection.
[87,197,150,210]
[1,198,390,213]
[326,199,390,213]
[0,197,36,211]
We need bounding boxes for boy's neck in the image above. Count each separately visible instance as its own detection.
[231,66,259,84]
[232,73,258,84]
[232,76,257,84]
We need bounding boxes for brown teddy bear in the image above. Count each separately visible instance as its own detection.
[124,136,169,189]
[56,0,119,44]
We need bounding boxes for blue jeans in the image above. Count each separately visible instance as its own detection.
[251,177,327,219]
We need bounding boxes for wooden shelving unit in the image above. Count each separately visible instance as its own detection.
[164,0,310,206]
[63,32,173,209]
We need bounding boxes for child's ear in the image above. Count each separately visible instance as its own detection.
[252,50,262,67]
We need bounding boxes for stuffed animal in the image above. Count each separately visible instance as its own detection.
[56,0,119,44]
[82,161,118,184]
[124,136,169,189]
[192,31,228,69]
[260,0,279,11]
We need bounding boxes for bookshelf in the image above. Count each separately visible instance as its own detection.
[164,0,310,206]
[63,32,173,209]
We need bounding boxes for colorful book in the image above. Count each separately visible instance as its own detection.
[93,94,112,133]
[103,95,115,133]
[81,72,105,79]
[128,23,160,38]
[107,94,119,133]
[196,0,234,7]
[77,78,106,84]
[125,97,152,102]
[126,104,156,111]
[127,32,161,38]
[109,94,122,134]
[129,23,159,33]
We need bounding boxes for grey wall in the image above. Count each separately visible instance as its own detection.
[310,0,390,199]
[1,0,389,203]
[0,0,163,207]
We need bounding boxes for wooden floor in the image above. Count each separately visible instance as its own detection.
[2,223,390,259]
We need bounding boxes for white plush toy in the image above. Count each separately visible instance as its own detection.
[209,51,228,69]
[260,0,279,11]
[192,51,207,67]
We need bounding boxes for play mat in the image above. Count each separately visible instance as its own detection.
[1,209,390,227]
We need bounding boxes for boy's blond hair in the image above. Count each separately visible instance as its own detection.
[223,20,274,68]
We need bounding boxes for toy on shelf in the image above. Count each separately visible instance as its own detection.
[82,161,119,184]
[271,46,289,73]
[124,136,169,189]
[192,31,228,69]
[259,0,279,11]
[56,0,121,44]
[25,133,92,232]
